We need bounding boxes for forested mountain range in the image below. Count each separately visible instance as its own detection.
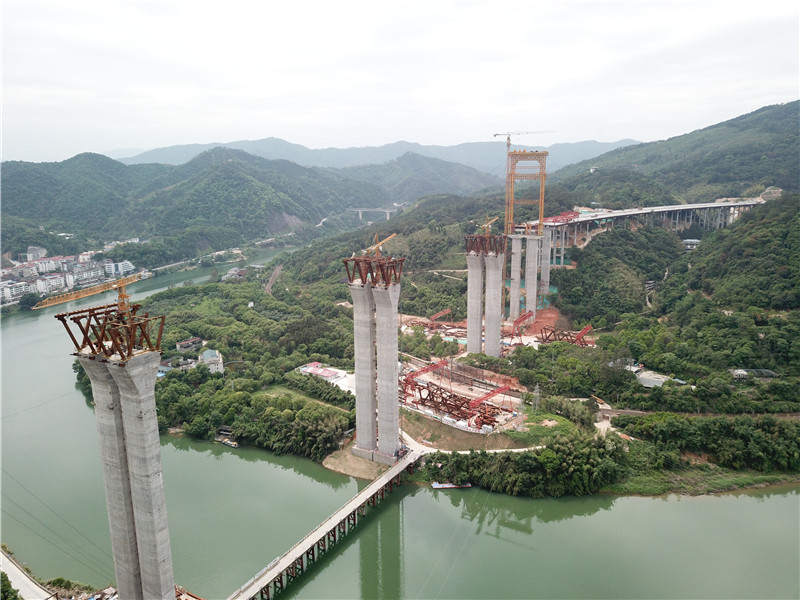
[1,147,498,258]
[3,101,796,265]
[115,137,638,176]
[550,101,799,204]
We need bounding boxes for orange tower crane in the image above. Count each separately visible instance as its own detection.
[33,273,142,310]
[493,130,554,235]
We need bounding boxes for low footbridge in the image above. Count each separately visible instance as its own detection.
[228,447,429,600]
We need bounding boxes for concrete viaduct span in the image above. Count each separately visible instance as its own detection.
[349,207,399,220]
[534,198,763,267]
[228,446,430,600]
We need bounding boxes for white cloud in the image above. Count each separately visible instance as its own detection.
[2,0,798,161]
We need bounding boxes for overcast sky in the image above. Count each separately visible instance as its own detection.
[2,1,798,163]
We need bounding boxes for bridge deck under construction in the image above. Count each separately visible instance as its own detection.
[227,450,423,600]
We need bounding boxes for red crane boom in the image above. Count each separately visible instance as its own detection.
[575,324,593,346]
[429,308,452,322]
[469,384,511,410]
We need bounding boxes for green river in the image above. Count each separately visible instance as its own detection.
[2,261,798,599]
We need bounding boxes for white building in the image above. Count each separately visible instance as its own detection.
[35,274,68,294]
[104,260,136,277]
[35,258,58,273]
[199,349,224,374]
[1,280,33,302]
[73,264,106,285]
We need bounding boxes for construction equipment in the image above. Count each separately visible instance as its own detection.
[539,324,593,347]
[479,215,499,235]
[33,273,142,310]
[428,308,452,329]
[402,360,448,403]
[344,233,404,286]
[468,384,511,410]
[404,360,447,387]
[363,233,397,257]
[494,130,555,153]
[495,131,554,236]
[54,271,164,362]
[511,311,534,344]
[574,324,593,347]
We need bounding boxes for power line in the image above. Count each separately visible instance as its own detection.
[1,468,146,583]
[2,468,111,562]
[1,510,114,583]
[0,390,84,421]
[1,496,113,577]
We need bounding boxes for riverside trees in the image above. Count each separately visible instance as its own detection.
[422,434,627,498]
[133,278,357,461]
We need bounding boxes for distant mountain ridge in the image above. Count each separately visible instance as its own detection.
[4,101,796,263]
[117,137,639,176]
[0,147,499,258]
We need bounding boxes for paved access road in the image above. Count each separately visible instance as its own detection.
[2,549,53,600]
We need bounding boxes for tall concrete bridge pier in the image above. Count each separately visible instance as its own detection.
[57,303,174,600]
[466,251,484,354]
[344,250,406,464]
[508,234,543,319]
[465,233,507,358]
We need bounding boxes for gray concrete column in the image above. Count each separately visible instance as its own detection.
[349,282,377,454]
[484,252,504,358]
[539,228,552,299]
[466,252,484,355]
[80,357,143,600]
[508,235,522,320]
[109,352,174,600]
[524,235,541,316]
[373,283,401,459]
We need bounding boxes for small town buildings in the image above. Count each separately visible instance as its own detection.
[72,263,106,286]
[298,361,346,383]
[176,337,203,352]
[682,239,701,251]
[221,267,247,281]
[35,273,72,294]
[0,280,33,302]
[199,349,224,374]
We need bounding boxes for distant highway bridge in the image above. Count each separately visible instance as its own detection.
[349,207,399,220]
[524,198,764,266]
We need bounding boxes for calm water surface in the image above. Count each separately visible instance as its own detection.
[2,261,798,599]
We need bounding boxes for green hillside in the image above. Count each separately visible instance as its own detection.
[334,152,500,205]
[659,195,800,312]
[1,147,497,258]
[551,101,799,204]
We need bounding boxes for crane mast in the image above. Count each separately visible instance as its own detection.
[494,130,553,235]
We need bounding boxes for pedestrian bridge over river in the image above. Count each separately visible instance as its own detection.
[228,441,433,600]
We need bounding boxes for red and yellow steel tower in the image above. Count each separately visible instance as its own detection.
[503,150,548,235]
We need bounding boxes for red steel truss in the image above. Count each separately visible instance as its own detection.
[55,301,165,362]
[343,256,405,287]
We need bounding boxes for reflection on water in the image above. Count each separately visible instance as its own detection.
[277,481,799,600]
[161,435,352,491]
